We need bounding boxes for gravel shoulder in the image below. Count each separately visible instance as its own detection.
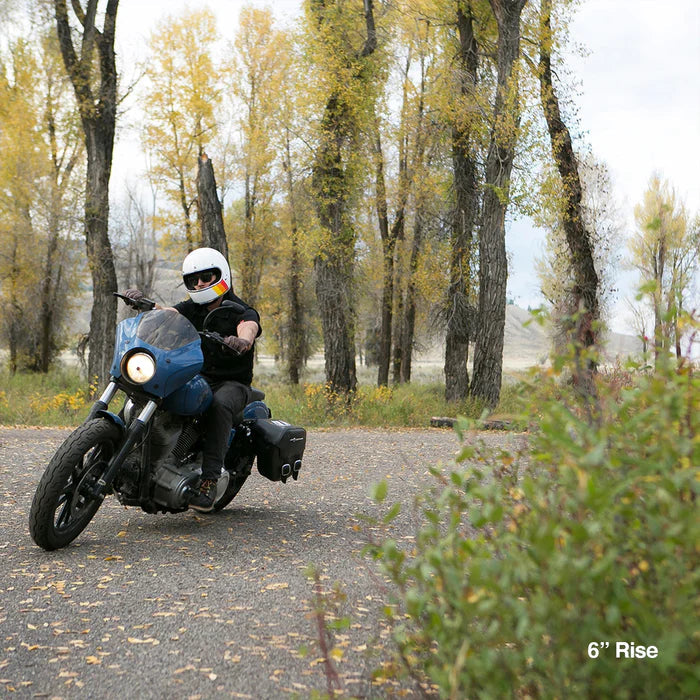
[0,426,524,698]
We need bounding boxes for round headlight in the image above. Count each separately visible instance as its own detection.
[124,352,156,384]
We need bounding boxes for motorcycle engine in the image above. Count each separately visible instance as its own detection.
[151,459,200,510]
[151,460,230,511]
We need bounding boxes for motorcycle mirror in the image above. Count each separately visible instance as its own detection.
[203,300,245,331]
[220,300,246,314]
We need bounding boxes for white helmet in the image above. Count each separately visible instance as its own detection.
[182,247,231,305]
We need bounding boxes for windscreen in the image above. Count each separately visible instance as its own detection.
[136,309,199,351]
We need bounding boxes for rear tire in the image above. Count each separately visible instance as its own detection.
[29,419,121,550]
[213,455,254,512]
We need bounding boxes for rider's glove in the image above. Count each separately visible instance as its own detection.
[124,288,144,302]
[223,335,252,355]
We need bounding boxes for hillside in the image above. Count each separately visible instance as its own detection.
[500,305,642,369]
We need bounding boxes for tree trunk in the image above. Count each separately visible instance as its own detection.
[652,235,666,364]
[196,152,228,258]
[283,134,305,385]
[471,0,528,406]
[54,0,120,389]
[445,4,480,402]
[314,252,358,394]
[539,0,599,385]
[373,123,405,387]
[39,213,60,373]
[399,213,423,384]
[178,172,194,252]
[397,44,430,385]
[6,238,21,374]
[238,161,266,308]
[309,0,377,395]
[39,126,78,372]
[84,128,119,386]
[374,128,393,387]
[312,101,358,394]
[392,280,404,384]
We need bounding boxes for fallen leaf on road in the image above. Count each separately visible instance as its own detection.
[127,637,160,645]
[264,582,289,591]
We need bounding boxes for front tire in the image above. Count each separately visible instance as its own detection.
[29,419,121,550]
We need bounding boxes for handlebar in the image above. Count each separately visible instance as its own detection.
[198,330,245,356]
[113,292,156,312]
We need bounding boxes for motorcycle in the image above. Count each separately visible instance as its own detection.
[29,293,306,551]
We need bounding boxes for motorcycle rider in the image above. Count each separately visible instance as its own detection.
[123,247,261,512]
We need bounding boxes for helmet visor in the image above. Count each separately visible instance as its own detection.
[184,268,220,291]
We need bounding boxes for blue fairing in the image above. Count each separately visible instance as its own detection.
[110,310,209,409]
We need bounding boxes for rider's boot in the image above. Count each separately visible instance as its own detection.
[189,476,219,512]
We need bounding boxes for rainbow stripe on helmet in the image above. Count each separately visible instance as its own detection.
[212,279,229,296]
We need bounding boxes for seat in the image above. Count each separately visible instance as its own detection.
[249,387,265,402]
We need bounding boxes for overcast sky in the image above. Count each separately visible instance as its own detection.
[509,0,700,330]
[112,0,700,333]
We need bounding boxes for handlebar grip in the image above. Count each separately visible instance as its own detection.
[199,331,243,356]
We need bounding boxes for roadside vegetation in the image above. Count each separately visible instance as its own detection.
[0,362,523,428]
[365,342,699,697]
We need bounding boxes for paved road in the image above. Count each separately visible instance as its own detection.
[0,426,521,698]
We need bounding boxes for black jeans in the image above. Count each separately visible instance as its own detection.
[201,380,250,479]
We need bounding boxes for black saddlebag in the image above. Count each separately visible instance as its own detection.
[251,419,306,483]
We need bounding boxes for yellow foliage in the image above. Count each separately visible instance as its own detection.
[29,389,89,417]
[142,8,222,250]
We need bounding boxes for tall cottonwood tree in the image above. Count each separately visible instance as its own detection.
[535,154,622,351]
[629,175,698,363]
[471,0,529,406]
[372,113,395,387]
[394,22,437,385]
[306,0,380,394]
[54,0,119,386]
[227,6,285,307]
[386,2,453,385]
[37,31,84,371]
[0,40,46,371]
[444,0,481,401]
[538,0,599,383]
[142,8,220,255]
[371,8,419,387]
[0,34,83,372]
[277,38,316,384]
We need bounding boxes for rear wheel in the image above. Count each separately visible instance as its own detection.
[29,419,121,550]
[213,454,254,512]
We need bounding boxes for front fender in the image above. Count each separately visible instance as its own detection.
[95,410,126,435]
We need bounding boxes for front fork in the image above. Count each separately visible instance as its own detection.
[87,381,159,500]
[86,381,120,421]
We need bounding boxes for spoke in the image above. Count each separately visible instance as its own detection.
[52,438,114,534]
[55,499,72,529]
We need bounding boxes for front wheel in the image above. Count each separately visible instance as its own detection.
[29,419,121,550]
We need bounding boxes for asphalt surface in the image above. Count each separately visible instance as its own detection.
[0,426,522,698]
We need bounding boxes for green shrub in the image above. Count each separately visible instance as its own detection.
[368,357,699,698]
[257,381,500,428]
[0,368,93,426]
[0,365,523,428]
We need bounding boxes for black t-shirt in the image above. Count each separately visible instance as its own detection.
[174,291,261,384]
